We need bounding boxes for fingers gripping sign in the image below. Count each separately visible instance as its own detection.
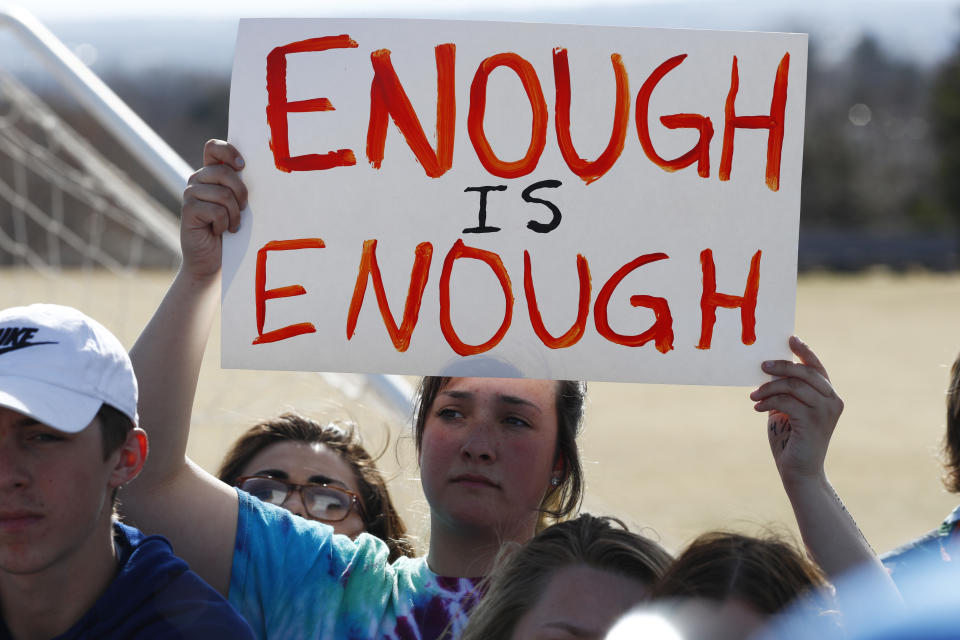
[750,337,899,598]
[181,139,248,278]
[750,336,844,483]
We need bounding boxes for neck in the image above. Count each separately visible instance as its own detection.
[426,513,537,577]
[0,519,118,640]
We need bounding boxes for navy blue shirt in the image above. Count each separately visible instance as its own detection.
[1,522,253,639]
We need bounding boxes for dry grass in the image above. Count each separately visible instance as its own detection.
[2,267,958,555]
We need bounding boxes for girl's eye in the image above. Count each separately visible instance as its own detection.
[436,408,464,420]
[504,415,532,428]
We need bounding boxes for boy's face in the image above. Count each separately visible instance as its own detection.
[0,406,117,577]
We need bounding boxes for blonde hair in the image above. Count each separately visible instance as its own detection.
[460,514,672,640]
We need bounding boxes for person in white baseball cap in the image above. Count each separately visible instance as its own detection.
[0,303,253,640]
[0,303,139,435]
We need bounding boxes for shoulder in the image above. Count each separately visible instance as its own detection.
[231,490,393,627]
[940,504,960,534]
[882,505,960,601]
[882,528,943,566]
[883,505,960,566]
[230,496,483,638]
[67,522,254,639]
[234,488,397,579]
[113,520,180,573]
[234,487,340,558]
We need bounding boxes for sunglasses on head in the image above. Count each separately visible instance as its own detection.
[236,475,366,523]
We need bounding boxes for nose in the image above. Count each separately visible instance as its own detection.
[0,433,29,489]
[281,487,309,519]
[460,421,497,463]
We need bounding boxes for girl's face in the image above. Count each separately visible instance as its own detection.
[419,377,559,539]
[511,564,650,640]
[239,441,366,538]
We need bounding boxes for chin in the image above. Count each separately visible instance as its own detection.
[333,525,364,540]
[0,548,53,576]
[451,505,536,539]
[440,499,501,530]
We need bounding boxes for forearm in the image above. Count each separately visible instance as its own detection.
[756,338,902,623]
[117,140,247,595]
[119,266,240,596]
[784,471,901,612]
[784,472,877,578]
[124,267,220,504]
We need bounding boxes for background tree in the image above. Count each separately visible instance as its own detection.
[930,28,960,255]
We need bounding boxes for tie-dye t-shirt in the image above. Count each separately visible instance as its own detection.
[881,504,960,604]
[229,489,483,640]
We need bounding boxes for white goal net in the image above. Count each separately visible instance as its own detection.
[0,14,419,530]
[0,69,180,274]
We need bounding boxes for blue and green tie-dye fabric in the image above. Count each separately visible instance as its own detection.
[881,504,960,605]
[229,489,483,640]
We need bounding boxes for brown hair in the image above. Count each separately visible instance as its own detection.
[98,403,134,459]
[942,353,960,492]
[460,514,672,640]
[412,376,586,533]
[652,531,831,616]
[98,403,136,509]
[217,412,415,562]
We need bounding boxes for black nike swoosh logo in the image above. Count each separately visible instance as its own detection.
[0,341,57,356]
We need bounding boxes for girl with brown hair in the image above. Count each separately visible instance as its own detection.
[216,413,415,561]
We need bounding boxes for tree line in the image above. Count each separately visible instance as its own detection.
[29,30,960,269]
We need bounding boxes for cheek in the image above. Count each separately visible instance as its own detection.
[334,513,366,540]
[419,426,458,473]
[43,467,110,523]
[418,427,465,505]
[508,438,556,493]
[511,436,556,469]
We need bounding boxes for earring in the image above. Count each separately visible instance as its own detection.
[550,476,560,487]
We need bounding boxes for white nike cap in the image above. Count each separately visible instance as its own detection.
[0,304,138,433]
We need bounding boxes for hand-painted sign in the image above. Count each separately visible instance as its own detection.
[223,18,807,384]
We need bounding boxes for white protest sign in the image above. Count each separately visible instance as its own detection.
[223,18,807,385]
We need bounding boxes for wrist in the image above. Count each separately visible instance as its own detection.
[178,265,221,290]
[780,467,829,495]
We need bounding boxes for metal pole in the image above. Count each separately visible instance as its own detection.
[0,4,194,200]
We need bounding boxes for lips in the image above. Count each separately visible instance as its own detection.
[0,511,43,533]
[450,473,500,489]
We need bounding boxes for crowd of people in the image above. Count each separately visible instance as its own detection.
[0,138,957,639]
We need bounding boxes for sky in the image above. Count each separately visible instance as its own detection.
[6,0,959,71]
[21,0,663,20]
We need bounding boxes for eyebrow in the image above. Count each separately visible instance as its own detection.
[438,390,543,414]
[15,416,59,431]
[307,475,347,488]
[439,390,472,401]
[254,469,348,489]
[254,469,290,480]
[540,621,594,637]
[498,394,542,414]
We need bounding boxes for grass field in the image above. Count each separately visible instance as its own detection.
[3,268,959,556]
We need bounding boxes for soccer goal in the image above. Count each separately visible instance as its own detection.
[0,7,415,427]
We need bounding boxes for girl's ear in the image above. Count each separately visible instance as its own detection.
[552,455,565,479]
[109,427,148,489]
